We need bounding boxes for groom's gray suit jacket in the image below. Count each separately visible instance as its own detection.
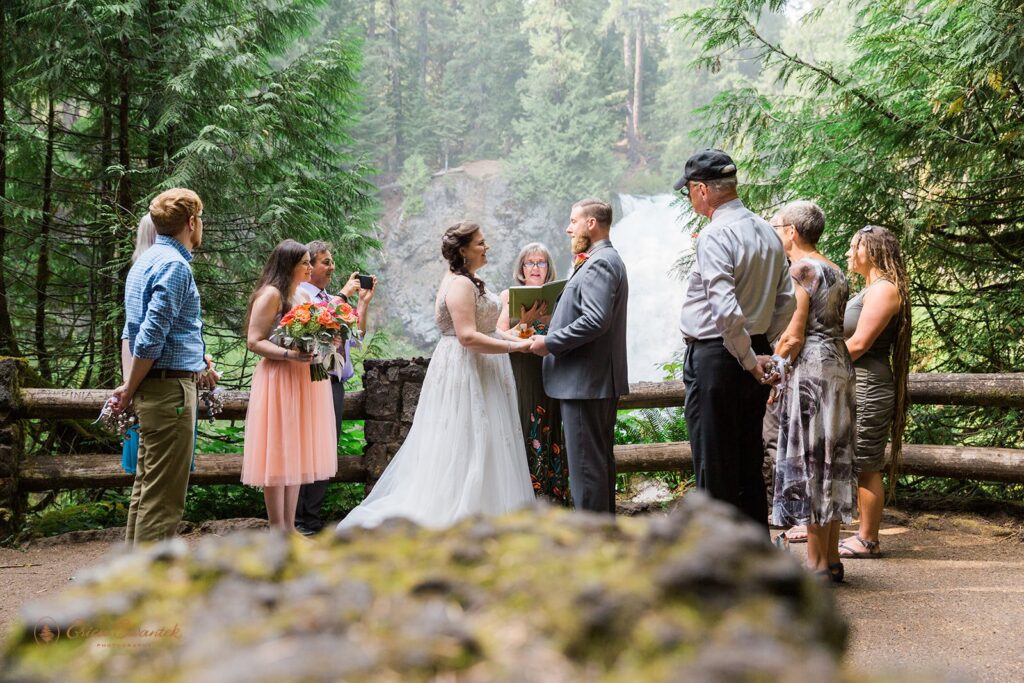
[543,240,629,399]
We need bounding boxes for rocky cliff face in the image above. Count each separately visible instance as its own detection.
[2,496,863,683]
[373,161,569,350]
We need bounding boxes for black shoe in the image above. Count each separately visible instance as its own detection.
[295,525,318,537]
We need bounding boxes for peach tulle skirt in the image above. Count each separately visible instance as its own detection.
[241,358,338,487]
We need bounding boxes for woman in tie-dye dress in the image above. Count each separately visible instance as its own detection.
[769,201,856,583]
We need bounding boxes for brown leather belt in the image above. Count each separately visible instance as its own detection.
[145,368,198,380]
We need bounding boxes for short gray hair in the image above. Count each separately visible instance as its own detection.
[512,242,556,285]
[779,200,826,246]
[706,176,738,193]
[131,214,157,263]
[305,240,332,263]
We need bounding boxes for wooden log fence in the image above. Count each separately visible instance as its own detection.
[2,356,1023,537]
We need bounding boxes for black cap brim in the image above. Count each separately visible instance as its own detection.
[672,175,688,192]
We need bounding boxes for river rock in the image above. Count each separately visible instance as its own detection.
[3,493,856,682]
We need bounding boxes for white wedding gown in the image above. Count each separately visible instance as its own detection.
[337,276,536,530]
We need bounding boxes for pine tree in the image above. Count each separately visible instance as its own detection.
[677,0,1024,447]
[509,0,624,205]
[1,0,378,392]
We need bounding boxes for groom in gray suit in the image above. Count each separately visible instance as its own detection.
[529,198,629,514]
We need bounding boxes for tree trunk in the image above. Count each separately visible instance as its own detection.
[387,0,403,171]
[101,35,132,388]
[146,0,163,170]
[623,28,639,165]
[83,79,115,388]
[34,97,56,381]
[632,18,644,144]
[0,4,21,356]
[417,4,428,91]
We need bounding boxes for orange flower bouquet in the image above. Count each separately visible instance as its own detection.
[271,299,360,381]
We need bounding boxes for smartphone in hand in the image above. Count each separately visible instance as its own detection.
[358,274,375,290]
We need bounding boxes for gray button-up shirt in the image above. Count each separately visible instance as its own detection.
[679,198,795,371]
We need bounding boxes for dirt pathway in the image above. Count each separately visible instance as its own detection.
[1,512,1022,681]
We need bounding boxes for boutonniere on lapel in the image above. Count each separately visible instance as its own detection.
[572,252,590,272]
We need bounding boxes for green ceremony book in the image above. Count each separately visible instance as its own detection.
[508,279,567,320]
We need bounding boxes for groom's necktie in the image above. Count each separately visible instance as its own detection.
[317,289,345,374]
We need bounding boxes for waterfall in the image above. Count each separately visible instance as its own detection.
[613,193,693,382]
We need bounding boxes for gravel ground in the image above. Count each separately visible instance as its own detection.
[1,510,1021,682]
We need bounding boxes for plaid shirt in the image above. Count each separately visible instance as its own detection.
[122,235,206,371]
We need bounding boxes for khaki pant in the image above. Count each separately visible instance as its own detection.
[126,377,197,546]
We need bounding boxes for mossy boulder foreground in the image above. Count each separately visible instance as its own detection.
[3,494,850,682]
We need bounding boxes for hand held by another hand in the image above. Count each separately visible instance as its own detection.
[751,355,781,385]
[511,340,532,353]
[528,335,550,357]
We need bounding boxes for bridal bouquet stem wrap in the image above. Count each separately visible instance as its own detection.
[271,299,360,381]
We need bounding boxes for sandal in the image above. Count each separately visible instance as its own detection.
[838,535,881,559]
[773,525,808,549]
[828,561,845,583]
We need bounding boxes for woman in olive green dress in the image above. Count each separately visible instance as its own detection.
[839,226,912,558]
[498,242,572,506]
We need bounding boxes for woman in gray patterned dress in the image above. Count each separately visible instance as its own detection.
[770,201,856,582]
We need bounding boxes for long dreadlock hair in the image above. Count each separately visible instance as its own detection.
[852,225,912,491]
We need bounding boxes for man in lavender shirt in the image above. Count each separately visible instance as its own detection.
[295,240,376,535]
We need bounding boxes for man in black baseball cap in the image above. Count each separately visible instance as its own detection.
[672,148,738,193]
[676,148,795,530]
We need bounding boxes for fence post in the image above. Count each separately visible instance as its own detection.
[362,357,428,489]
[0,358,26,539]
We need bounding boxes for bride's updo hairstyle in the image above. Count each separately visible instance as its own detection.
[442,221,486,295]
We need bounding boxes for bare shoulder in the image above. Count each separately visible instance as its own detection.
[254,286,282,308]
[864,279,901,310]
[446,275,477,296]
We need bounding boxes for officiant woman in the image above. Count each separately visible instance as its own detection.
[498,242,571,506]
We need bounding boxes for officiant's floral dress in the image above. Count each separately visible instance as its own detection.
[509,317,572,507]
[771,258,856,526]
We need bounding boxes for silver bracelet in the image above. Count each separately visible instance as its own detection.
[507,341,512,353]
[283,349,289,360]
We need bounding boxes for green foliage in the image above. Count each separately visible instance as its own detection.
[506,0,625,203]
[398,154,431,217]
[1,0,379,399]
[615,408,688,445]
[338,421,365,456]
[675,0,1024,449]
[23,491,130,538]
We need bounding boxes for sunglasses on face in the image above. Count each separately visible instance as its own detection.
[524,260,548,269]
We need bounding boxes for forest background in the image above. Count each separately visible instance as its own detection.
[1,0,1021,534]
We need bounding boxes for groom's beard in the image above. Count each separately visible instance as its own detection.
[571,234,591,255]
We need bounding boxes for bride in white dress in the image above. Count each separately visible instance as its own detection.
[338,222,537,530]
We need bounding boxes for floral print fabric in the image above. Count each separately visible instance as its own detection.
[771,257,856,526]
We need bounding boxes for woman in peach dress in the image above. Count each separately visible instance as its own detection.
[241,239,338,531]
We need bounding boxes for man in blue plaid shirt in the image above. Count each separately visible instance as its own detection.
[113,188,216,546]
